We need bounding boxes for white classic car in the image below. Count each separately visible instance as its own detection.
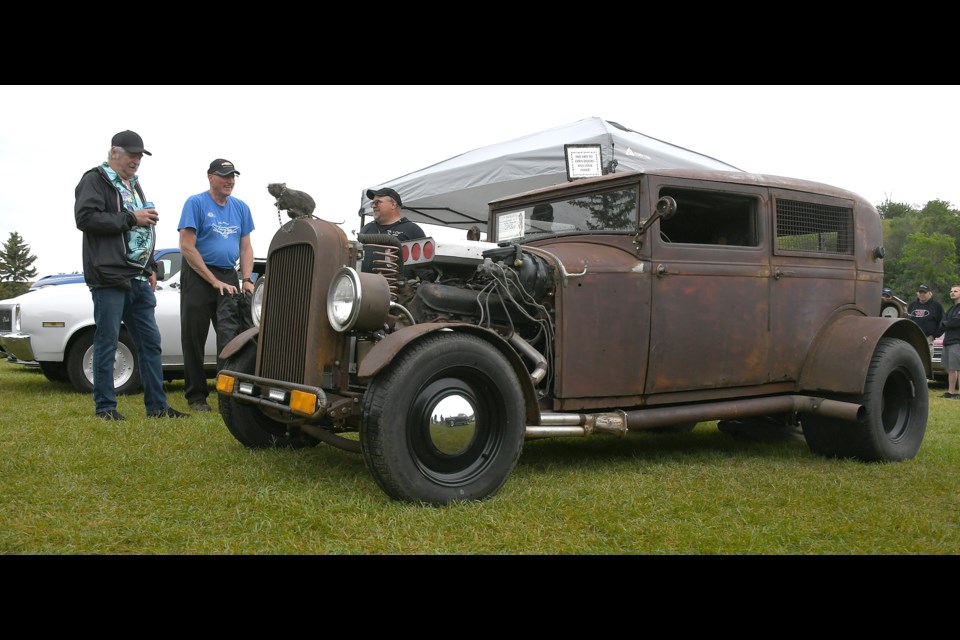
[0,252,265,395]
[0,269,217,395]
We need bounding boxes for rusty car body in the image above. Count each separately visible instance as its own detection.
[215,168,930,505]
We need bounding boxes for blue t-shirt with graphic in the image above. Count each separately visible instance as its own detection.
[178,191,255,269]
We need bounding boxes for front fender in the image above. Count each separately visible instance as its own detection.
[800,316,930,394]
[357,323,541,425]
[219,326,260,361]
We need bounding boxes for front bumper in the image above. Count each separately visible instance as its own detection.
[216,369,330,419]
[0,333,36,362]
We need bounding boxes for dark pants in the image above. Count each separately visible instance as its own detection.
[91,280,168,414]
[180,262,239,405]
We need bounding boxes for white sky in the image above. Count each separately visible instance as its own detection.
[2,84,959,278]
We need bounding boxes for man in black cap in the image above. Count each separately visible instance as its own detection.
[73,130,189,420]
[907,284,944,346]
[177,158,256,412]
[359,187,425,274]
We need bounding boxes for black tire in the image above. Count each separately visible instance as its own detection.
[39,361,68,382]
[219,339,317,449]
[65,329,141,395]
[802,337,927,461]
[361,332,526,505]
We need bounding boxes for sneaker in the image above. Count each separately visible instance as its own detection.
[148,407,190,418]
[96,409,126,421]
[188,401,212,412]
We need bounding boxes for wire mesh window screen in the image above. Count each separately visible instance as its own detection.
[776,199,854,255]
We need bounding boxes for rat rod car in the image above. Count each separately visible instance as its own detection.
[216,168,929,505]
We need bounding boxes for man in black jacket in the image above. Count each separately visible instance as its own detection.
[74,130,189,420]
[907,284,944,346]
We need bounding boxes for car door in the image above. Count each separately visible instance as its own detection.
[645,179,772,394]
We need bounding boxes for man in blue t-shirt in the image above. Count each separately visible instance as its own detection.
[178,159,256,412]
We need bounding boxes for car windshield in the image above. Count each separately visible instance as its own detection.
[495,187,638,242]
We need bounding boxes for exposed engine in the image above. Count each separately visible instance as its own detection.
[360,236,558,392]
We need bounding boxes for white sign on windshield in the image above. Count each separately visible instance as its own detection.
[498,210,525,241]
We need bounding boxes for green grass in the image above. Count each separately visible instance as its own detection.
[2,359,958,555]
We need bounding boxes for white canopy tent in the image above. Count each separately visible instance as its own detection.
[358,117,742,234]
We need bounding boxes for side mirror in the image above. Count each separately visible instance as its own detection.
[638,195,678,237]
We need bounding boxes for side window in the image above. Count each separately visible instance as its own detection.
[658,187,759,246]
[774,198,854,256]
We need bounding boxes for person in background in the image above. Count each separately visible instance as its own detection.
[74,130,189,420]
[360,187,425,274]
[939,284,960,399]
[178,159,255,412]
[907,284,944,346]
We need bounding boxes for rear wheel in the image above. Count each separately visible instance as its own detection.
[361,332,526,505]
[802,337,927,461]
[65,329,141,395]
[219,339,317,449]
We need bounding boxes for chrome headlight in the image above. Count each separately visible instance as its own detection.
[251,277,265,328]
[326,267,391,332]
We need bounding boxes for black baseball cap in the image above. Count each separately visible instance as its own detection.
[111,130,151,156]
[366,187,402,208]
[918,284,931,292]
[208,159,240,176]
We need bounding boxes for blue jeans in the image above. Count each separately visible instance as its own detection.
[91,281,169,414]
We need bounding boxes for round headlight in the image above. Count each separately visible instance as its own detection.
[326,267,391,332]
[252,276,266,327]
[328,268,360,331]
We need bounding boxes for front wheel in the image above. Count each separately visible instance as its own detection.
[219,339,317,449]
[802,337,927,461]
[361,332,526,505]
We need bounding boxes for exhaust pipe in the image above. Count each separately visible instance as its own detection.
[526,395,862,440]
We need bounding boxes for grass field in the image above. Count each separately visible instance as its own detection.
[1,358,958,555]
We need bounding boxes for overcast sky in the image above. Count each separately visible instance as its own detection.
[2,84,958,278]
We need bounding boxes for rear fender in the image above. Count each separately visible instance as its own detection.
[800,315,930,394]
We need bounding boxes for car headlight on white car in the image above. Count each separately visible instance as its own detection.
[326,267,390,332]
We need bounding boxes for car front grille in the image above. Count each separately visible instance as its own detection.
[259,244,314,383]
[0,305,14,333]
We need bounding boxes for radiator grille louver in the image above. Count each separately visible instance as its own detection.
[259,244,314,382]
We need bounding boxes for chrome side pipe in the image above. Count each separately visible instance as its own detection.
[526,395,862,440]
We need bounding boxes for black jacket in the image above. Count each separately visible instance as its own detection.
[74,165,157,289]
[941,304,960,347]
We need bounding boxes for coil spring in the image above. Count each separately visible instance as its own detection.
[369,244,400,301]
